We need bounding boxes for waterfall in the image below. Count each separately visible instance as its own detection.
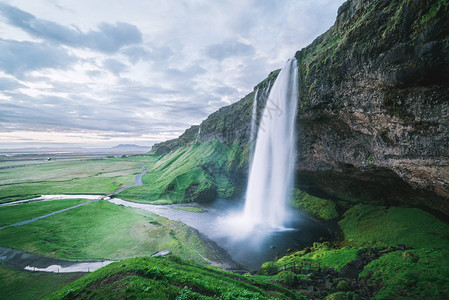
[250,89,259,146]
[243,58,298,229]
[195,126,201,144]
[249,89,259,161]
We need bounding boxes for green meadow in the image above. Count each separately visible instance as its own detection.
[0,198,90,227]
[0,156,151,203]
[0,200,219,263]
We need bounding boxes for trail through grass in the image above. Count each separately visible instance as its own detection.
[0,198,90,227]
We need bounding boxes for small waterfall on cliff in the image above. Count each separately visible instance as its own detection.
[244,58,298,230]
[250,89,259,146]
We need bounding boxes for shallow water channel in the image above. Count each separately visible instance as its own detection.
[0,247,114,273]
[108,198,332,269]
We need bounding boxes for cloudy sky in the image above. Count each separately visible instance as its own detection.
[0,0,344,149]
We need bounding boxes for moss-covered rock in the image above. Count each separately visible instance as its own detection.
[336,279,351,291]
[339,204,449,249]
[277,270,298,287]
[325,292,349,300]
[291,189,338,221]
[360,249,449,299]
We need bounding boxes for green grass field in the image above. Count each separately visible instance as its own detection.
[0,156,151,203]
[0,198,90,227]
[0,200,222,264]
[0,264,85,300]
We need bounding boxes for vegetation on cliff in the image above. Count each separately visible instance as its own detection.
[120,141,247,203]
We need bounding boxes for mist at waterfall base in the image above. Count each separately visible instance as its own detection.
[210,58,330,267]
[209,199,331,269]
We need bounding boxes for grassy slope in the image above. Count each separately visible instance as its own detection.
[0,200,219,263]
[45,256,299,300]
[0,265,85,300]
[0,157,150,203]
[119,141,247,203]
[0,198,90,227]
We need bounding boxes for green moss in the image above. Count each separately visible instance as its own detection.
[420,0,449,25]
[45,256,298,299]
[276,271,298,287]
[360,249,449,299]
[325,292,349,300]
[339,205,449,249]
[291,189,338,221]
[276,243,359,272]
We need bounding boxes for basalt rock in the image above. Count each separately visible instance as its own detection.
[151,0,449,216]
[294,0,449,215]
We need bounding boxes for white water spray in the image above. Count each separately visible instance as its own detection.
[243,58,299,230]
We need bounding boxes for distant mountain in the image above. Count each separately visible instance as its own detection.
[109,144,151,152]
[0,144,151,154]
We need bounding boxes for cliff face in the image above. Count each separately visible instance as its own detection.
[294,0,449,214]
[151,0,449,216]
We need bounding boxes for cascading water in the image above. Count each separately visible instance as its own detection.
[249,88,259,147]
[243,58,299,230]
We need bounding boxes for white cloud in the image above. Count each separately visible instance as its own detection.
[0,0,345,148]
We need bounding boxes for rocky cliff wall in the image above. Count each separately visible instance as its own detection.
[294,0,449,215]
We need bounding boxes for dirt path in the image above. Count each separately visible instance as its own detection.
[0,197,104,230]
[113,167,149,194]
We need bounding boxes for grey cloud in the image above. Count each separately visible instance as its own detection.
[122,45,174,64]
[103,59,127,75]
[165,65,206,79]
[214,86,238,96]
[0,3,142,53]
[0,77,25,90]
[205,40,255,61]
[86,70,104,78]
[0,39,76,76]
